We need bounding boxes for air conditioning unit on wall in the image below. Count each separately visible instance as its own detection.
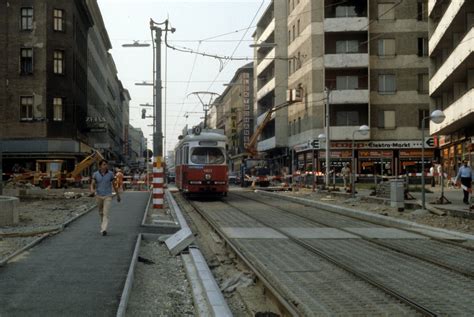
[287,88,303,103]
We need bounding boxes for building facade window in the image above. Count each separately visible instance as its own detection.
[378,74,396,93]
[20,7,33,30]
[53,50,65,74]
[335,6,357,17]
[20,48,33,74]
[336,76,358,90]
[417,0,426,21]
[20,96,34,120]
[336,40,359,53]
[418,109,430,128]
[378,110,396,129]
[418,73,429,94]
[378,3,395,20]
[298,117,301,133]
[418,37,428,56]
[292,25,296,41]
[53,97,63,121]
[335,111,359,126]
[297,19,300,36]
[288,122,292,136]
[378,39,396,56]
[53,9,65,31]
[293,119,296,135]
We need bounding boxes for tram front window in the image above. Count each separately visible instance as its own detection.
[190,147,225,164]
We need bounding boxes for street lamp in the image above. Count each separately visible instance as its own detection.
[351,125,370,198]
[135,81,153,86]
[421,109,445,209]
[249,42,277,48]
[318,133,326,187]
[122,41,150,48]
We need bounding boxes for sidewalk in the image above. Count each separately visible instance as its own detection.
[352,184,471,213]
[0,191,149,317]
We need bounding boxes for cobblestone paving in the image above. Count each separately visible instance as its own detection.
[193,200,418,316]
[236,239,418,316]
[238,192,474,276]
[228,192,474,315]
[377,239,474,276]
[305,239,474,316]
[228,193,383,228]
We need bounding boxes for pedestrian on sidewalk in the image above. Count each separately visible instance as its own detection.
[115,167,124,193]
[341,163,351,191]
[90,159,121,236]
[454,160,472,205]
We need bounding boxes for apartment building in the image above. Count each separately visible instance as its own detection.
[252,0,289,172]
[284,0,432,176]
[0,0,129,173]
[428,0,474,177]
[213,63,253,173]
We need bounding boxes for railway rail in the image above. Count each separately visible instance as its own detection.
[179,190,474,316]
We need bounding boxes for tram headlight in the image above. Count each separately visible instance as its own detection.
[205,174,211,180]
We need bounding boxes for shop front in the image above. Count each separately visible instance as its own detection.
[438,134,473,179]
[399,149,434,175]
[318,150,352,174]
[358,150,394,176]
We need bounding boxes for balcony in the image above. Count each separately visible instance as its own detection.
[324,53,368,68]
[430,27,474,95]
[330,89,369,104]
[429,0,465,55]
[256,48,275,76]
[257,78,275,101]
[256,18,275,47]
[431,88,474,135]
[428,0,440,17]
[324,17,369,32]
[257,136,276,152]
[330,126,371,141]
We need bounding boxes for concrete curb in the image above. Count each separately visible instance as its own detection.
[140,190,180,230]
[166,189,232,316]
[256,190,474,241]
[116,233,142,317]
[0,204,96,267]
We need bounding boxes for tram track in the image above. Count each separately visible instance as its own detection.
[179,194,424,316]
[181,190,474,316]
[219,194,440,317]
[232,191,474,278]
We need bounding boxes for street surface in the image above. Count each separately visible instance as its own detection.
[0,192,148,317]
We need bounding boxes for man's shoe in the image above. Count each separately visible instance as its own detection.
[101,231,107,236]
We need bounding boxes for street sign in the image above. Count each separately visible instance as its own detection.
[309,140,321,149]
[425,137,435,148]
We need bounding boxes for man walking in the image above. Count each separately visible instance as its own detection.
[455,160,472,205]
[341,163,351,191]
[90,160,121,236]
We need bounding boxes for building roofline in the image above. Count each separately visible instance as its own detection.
[86,0,113,50]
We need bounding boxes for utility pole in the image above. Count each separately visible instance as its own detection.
[325,87,331,189]
[150,19,175,209]
[0,140,3,195]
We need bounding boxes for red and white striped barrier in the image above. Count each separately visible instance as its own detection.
[153,157,164,209]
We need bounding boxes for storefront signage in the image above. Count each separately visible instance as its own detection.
[358,150,393,158]
[230,108,238,149]
[319,150,352,159]
[399,149,434,157]
[242,73,251,148]
[331,139,435,149]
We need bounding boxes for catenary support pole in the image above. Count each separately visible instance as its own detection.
[152,22,164,209]
[325,88,330,189]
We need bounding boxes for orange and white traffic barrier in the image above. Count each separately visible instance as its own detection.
[153,157,164,209]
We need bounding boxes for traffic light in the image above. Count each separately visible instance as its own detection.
[141,109,146,119]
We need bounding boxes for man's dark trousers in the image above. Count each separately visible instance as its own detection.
[461,177,472,204]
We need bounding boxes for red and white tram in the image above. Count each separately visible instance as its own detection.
[175,128,228,196]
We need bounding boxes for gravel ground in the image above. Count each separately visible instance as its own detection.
[126,240,194,317]
[0,195,95,259]
[282,190,474,235]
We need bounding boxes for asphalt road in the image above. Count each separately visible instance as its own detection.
[0,191,148,317]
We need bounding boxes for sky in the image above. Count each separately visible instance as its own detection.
[97,0,271,155]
